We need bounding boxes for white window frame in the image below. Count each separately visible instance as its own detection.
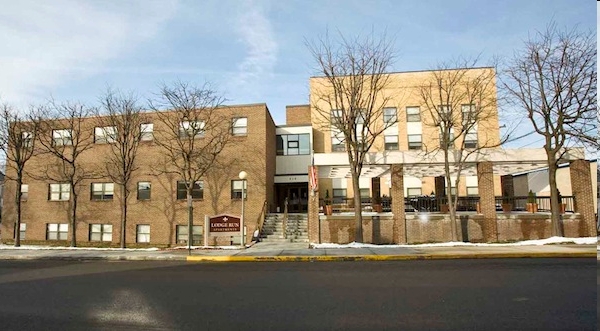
[19,223,26,240]
[47,223,68,240]
[90,224,113,242]
[20,184,29,201]
[408,134,422,150]
[140,123,154,141]
[232,117,248,136]
[91,183,114,201]
[137,181,151,200]
[94,126,117,144]
[383,107,397,124]
[231,180,247,199]
[176,225,202,245]
[49,183,70,201]
[22,132,33,148]
[179,121,205,138]
[384,135,398,150]
[52,129,72,146]
[136,224,150,243]
[406,106,421,122]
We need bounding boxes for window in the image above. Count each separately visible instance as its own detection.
[407,188,422,197]
[137,182,151,200]
[140,123,153,141]
[231,180,247,199]
[136,224,150,243]
[330,109,343,125]
[331,136,345,152]
[47,223,68,240]
[179,121,205,138]
[95,126,117,144]
[177,181,204,200]
[91,183,114,201]
[462,104,476,124]
[232,117,248,136]
[406,106,421,122]
[49,183,70,201]
[438,105,451,117]
[408,134,422,150]
[359,188,370,198]
[384,135,399,150]
[439,128,454,149]
[19,223,26,240]
[383,107,397,124]
[464,132,478,149]
[447,187,458,196]
[332,189,346,204]
[276,134,310,155]
[466,187,479,196]
[52,129,72,146]
[176,225,202,245]
[22,132,33,148]
[20,184,29,201]
[90,224,112,242]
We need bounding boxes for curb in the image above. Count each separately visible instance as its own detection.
[0,255,188,261]
[186,252,597,262]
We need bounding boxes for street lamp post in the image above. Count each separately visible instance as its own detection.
[239,171,247,247]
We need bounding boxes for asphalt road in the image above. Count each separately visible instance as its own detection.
[0,258,595,331]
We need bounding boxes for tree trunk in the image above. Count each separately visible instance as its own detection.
[351,171,363,243]
[120,185,127,248]
[187,192,193,253]
[547,159,563,237]
[71,191,78,247]
[14,176,22,247]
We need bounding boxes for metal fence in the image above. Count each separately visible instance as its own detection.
[320,195,575,213]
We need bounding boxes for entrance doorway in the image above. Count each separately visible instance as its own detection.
[275,183,308,213]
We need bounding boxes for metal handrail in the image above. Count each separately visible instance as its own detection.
[283,198,288,239]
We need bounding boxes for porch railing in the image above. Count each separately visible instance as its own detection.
[319,195,575,213]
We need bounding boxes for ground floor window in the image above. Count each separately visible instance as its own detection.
[407,188,422,197]
[19,223,26,240]
[332,189,347,204]
[47,223,68,240]
[176,225,202,245]
[137,224,150,243]
[89,224,113,242]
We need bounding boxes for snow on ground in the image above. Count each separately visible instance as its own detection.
[0,244,244,251]
[311,236,598,249]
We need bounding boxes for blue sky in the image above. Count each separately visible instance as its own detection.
[0,0,596,149]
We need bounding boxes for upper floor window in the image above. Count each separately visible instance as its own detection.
[406,106,421,122]
[384,135,398,150]
[137,181,151,200]
[91,183,114,201]
[464,130,478,149]
[276,134,310,155]
[330,109,343,126]
[179,121,205,138]
[438,105,451,120]
[20,184,29,201]
[177,181,204,200]
[408,134,422,150]
[439,127,455,150]
[462,104,476,125]
[140,123,153,141]
[49,183,70,201]
[231,180,247,199]
[52,129,72,146]
[232,117,248,136]
[95,126,117,144]
[22,132,33,148]
[383,107,397,124]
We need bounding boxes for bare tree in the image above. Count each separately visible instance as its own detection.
[96,89,147,248]
[36,101,99,247]
[0,103,41,246]
[307,31,396,243]
[150,82,230,251]
[419,61,506,241]
[504,23,596,236]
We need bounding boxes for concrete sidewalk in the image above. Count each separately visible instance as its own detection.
[0,242,595,262]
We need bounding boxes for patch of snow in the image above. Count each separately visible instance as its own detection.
[170,245,243,250]
[0,245,160,251]
[311,236,598,249]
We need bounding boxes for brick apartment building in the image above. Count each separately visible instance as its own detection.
[1,68,595,246]
[1,103,276,246]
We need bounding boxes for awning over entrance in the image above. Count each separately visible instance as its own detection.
[314,148,585,178]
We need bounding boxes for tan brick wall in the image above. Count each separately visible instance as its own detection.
[285,105,311,125]
[477,161,497,242]
[1,104,275,246]
[569,159,595,236]
[315,213,586,244]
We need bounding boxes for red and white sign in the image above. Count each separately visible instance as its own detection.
[209,215,240,236]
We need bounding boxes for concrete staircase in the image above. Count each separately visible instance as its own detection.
[259,213,309,243]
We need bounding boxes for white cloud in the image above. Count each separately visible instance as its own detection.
[230,1,278,97]
[0,0,178,106]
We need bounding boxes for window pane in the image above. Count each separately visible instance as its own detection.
[299,134,310,154]
[102,233,112,242]
[48,232,58,240]
[50,184,60,192]
[49,224,58,232]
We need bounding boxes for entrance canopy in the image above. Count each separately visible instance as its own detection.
[314,148,585,178]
